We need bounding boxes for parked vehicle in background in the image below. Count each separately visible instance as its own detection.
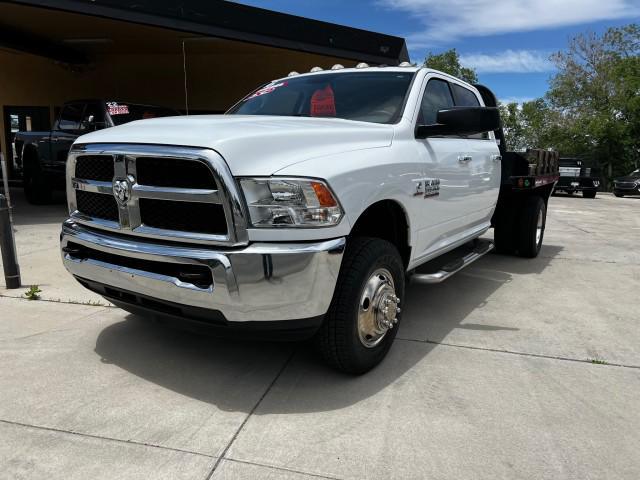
[14,100,179,204]
[613,169,640,197]
[554,157,600,198]
[59,65,558,374]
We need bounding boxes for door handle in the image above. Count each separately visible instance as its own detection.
[458,155,473,163]
[491,154,502,162]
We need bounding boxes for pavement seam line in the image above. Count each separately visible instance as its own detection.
[0,293,116,308]
[0,419,215,458]
[224,457,344,480]
[396,337,640,370]
[204,350,296,480]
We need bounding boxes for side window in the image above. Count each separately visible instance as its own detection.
[57,104,84,131]
[451,83,480,107]
[80,103,105,131]
[419,79,454,125]
[451,83,489,139]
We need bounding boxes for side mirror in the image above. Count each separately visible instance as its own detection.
[416,107,500,139]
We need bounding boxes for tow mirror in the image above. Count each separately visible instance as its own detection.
[416,107,500,139]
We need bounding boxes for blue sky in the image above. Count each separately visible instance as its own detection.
[233,0,640,103]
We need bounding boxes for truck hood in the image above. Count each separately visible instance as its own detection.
[76,115,394,176]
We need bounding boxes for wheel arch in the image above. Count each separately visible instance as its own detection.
[22,143,39,170]
[349,199,412,268]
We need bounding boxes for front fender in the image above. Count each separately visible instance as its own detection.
[276,145,424,249]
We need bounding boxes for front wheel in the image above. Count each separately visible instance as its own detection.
[517,196,546,258]
[23,161,53,205]
[316,237,405,374]
[614,192,624,198]
[583,190,597,199]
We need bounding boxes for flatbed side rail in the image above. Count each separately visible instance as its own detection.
[510,174,560,190]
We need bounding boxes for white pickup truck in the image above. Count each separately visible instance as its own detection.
[60,65,558,373]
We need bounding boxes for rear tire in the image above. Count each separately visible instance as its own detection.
[583,190,597,199]
[494,222,516,254]
[517,196,546,258]
[23,155,52,205]
[316,237,404,374]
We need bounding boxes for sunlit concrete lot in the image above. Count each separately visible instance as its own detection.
[1,189,639,479]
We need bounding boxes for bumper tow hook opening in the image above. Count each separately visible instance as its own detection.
[62,246,83,257]
[177,271,212,288]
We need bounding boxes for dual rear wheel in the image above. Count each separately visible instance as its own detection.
[494,195,546,258]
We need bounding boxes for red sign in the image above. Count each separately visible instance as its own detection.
[310,85,336,117]
[249,81,287,99]
[107,103,129,116]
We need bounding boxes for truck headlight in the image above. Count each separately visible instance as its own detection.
[239,178,343,228]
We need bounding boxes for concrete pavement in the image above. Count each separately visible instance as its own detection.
[1,190,639,479]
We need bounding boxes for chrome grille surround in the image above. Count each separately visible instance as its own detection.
[67,144,249,246]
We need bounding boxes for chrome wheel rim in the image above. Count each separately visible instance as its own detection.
[357,268,401,348]
[536,208,544,246]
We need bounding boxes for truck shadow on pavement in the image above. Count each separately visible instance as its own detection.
[93,244,562,413]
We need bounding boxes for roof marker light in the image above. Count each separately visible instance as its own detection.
[356,62,370,69]
[399,62,414,67]
[310,66,324,72]
[287,71,299,77]
[331,64,345,70]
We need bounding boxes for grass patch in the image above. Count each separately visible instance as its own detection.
[24,285,42,301]
[589,358,608,365]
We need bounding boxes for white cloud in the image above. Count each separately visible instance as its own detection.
[380,0,640,46]
[499,96,537,105]
[459,49,553,73]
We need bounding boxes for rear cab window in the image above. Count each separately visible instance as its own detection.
[57,103,85,131]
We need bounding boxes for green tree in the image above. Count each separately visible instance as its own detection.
[547,24,640,183]
[424,49,478,83]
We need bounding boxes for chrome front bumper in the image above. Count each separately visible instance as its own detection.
[61,220,345,322]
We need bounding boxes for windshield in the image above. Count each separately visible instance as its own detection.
[108,103,179,126]
[227,72,415,124]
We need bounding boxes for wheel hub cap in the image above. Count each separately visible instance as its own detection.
[357,268,401,348]
[536,209,544,246]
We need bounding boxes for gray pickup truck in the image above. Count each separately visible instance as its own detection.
[14,100,179,204]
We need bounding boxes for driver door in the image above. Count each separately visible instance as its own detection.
[412,76,477,262]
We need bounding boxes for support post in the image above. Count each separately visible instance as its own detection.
[0,194,20,289]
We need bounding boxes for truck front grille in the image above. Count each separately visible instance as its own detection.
[139,199,227,234]
[76,190,119,222]
[67,145,247,246]
[75,155,115,182]
[136,157,217,189]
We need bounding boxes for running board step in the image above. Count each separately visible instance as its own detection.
[411,240,494,284]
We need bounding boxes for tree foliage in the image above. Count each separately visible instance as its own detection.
[424,49,478,84]
[500,24,639,185]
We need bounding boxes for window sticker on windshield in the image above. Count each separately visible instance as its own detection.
[107,102,130,115]
[310,85,336,117]
[249,82,288,99]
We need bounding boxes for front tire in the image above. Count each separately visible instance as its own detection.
[316,237,405,374]
[23,159,52,205]
[583,190,597,199]
[614,192,624,198]
[517,196,546,258]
